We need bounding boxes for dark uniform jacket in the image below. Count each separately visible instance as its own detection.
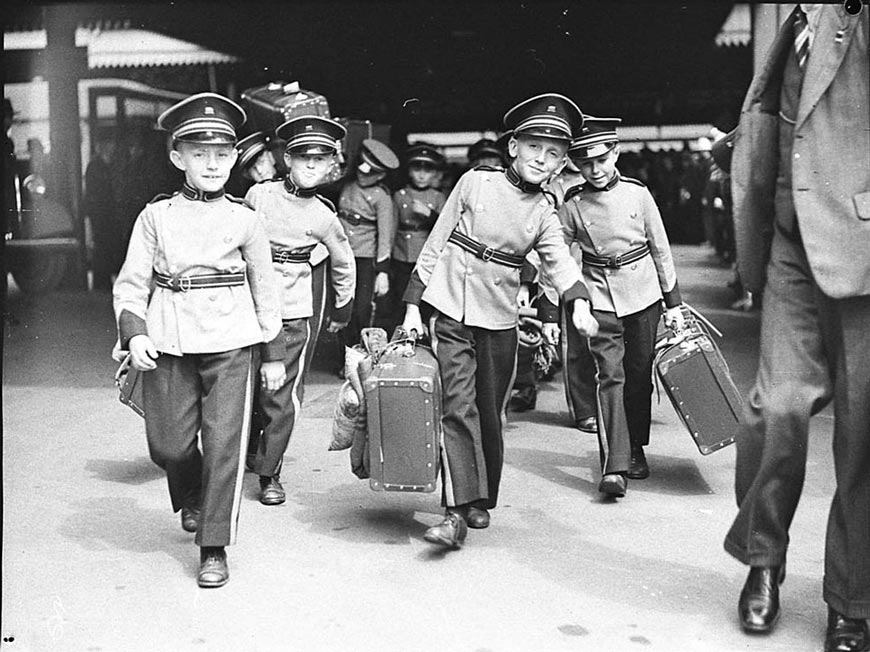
[392,185,446,263]
[337,180,396,271]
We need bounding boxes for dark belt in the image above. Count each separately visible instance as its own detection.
[272,248,311,264]
[154,270,246,292]
[447,230,525,269]
[583,243,650,269]
[338,209,376,227]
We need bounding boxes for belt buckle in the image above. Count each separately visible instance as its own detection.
[481,246,495,262]
[276,251,290,264]
[168,274,191,292]
[608,254,622,269]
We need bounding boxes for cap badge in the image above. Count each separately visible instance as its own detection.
[547,105,556,113]
[305,125,313,131]
[204,106,215,115]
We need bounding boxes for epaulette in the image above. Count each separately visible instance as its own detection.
[376,182,392,196]
[226,194,255,210]
[147,192,175,205]
[473,164,504,173]
[316,194,336,213]
[621,176,646,188]
[541,187,558,207]
[562,184,585,203]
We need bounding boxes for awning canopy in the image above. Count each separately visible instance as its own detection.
[4,25,240,68]
[715,4,751,47]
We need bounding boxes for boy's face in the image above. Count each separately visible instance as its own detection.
[408,162,438,189]
[508,134,568,185]
[247,150,278,183]
[285,151,334,189]
[356,168,386,187]
[576,146,620,189]
[170,141,237,193]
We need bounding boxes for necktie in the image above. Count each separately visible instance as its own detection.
[794,8,810,69]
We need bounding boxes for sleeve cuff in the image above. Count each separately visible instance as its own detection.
[561,280,590,305]
[261,334,286,362]
[662,281,682,308]
[118,309,147,348]
[374,258,391,274]
[402,270,426,305]
[331,300,353,324]
[537,295,560,323]
[519,260,538,284]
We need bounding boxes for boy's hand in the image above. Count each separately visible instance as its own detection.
[325,319,348,333]
[517,284,531,309]
[374,271,390,297]
[259,361,286,392]
[128,335,159,371]
[542,322,560,345]
[571,301,599,338]
[664,305,686,332]
[411,199,432,216]
[402,303,424,340]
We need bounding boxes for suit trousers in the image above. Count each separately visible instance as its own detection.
[724,221,870,618]
[562,305,599,422]
[251,318,313,478]
[143,346,254,547]
[343,257,375,347]
[431,313,517,509]
[588,302,661,474]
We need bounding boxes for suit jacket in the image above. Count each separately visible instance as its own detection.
[731,5,870,297]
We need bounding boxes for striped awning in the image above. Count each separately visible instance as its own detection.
[715,4,751,47]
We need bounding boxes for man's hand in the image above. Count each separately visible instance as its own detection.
[542,322,560,345]
[664,305,686,332]
[260,361,286,392]
[129,335,159,371]
[402,303,424,339]
[571,301,599,338]
[374,271,390,297]
[325,319,348,334]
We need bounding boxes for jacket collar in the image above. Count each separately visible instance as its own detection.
[505,165,542,194]
[583,174,620,193]
[283,177,318,198]
[181,183,224,202]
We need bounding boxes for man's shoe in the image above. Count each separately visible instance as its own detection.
[180,505,200,533]
[466,506,490,529]
[197,547,229,588]
[598,473,627,497]
[738,565,785,634]
[509,387,537,412]
[259,476,285,505]
[627,446,650,480]
[825,608,870,652]
[575,416,598,433]
[423,512,468,548]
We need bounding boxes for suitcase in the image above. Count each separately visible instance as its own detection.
[114,354,145,418]
[335,118,391,168]
[241,81,330,134]
[363,338,441,492]
[654,308,742,455]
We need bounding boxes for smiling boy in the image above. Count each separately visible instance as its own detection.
[401,93,598,548]
[113,93,282,588]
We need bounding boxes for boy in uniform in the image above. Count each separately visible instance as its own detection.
[236,131,280,185]
[402,93,598,548]
[386,143,447,335]
[337,139,399,347]
[244,116,356,505]
[551,116,684,497]
[113,93,283,588]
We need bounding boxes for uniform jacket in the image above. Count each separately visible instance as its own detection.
[404,167,587,330]
[731,4,870,297]
[392,185,446,263]
[245,179,355,322]
[113,186,282,357]
[337,180,396,271]
[558,176,681,317]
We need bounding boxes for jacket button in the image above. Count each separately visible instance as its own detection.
[494,278,500,285]
[305,229,312,235]
[631,264,637,270]
[794,153,800,159]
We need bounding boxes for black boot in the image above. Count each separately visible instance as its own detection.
[738,565,785,633]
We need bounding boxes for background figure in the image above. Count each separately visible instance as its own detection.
[83,133,120,290]
[721,6,870,650]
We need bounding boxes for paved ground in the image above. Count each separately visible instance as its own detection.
[2,245,839,652]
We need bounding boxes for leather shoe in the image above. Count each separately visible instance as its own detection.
[627,445,650,480]
[197,547,228,588]
[598,473,627,497]
[738,565,785,634]
[259,476,285,505]
[180,505,200,533]
[825,607,870,652]
[423,511,468,548]
[575,416,598,433]
[466,506,490,529]
[509,387,537,412]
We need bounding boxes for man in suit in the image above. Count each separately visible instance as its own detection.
[719,5,869,650]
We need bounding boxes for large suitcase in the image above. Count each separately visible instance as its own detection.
[654,308,742,455]
[241,81,330,134]
[335,118,391,168]
[363,338,441,492]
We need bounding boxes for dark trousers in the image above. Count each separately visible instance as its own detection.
[343,257,375,347]
[250,318,314,477]
[376,259,415,337]
[143,346,253,547]
[562,305,598,422]
[724,222,870,618]
[588,302,661,474]
[431,313,517,509]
